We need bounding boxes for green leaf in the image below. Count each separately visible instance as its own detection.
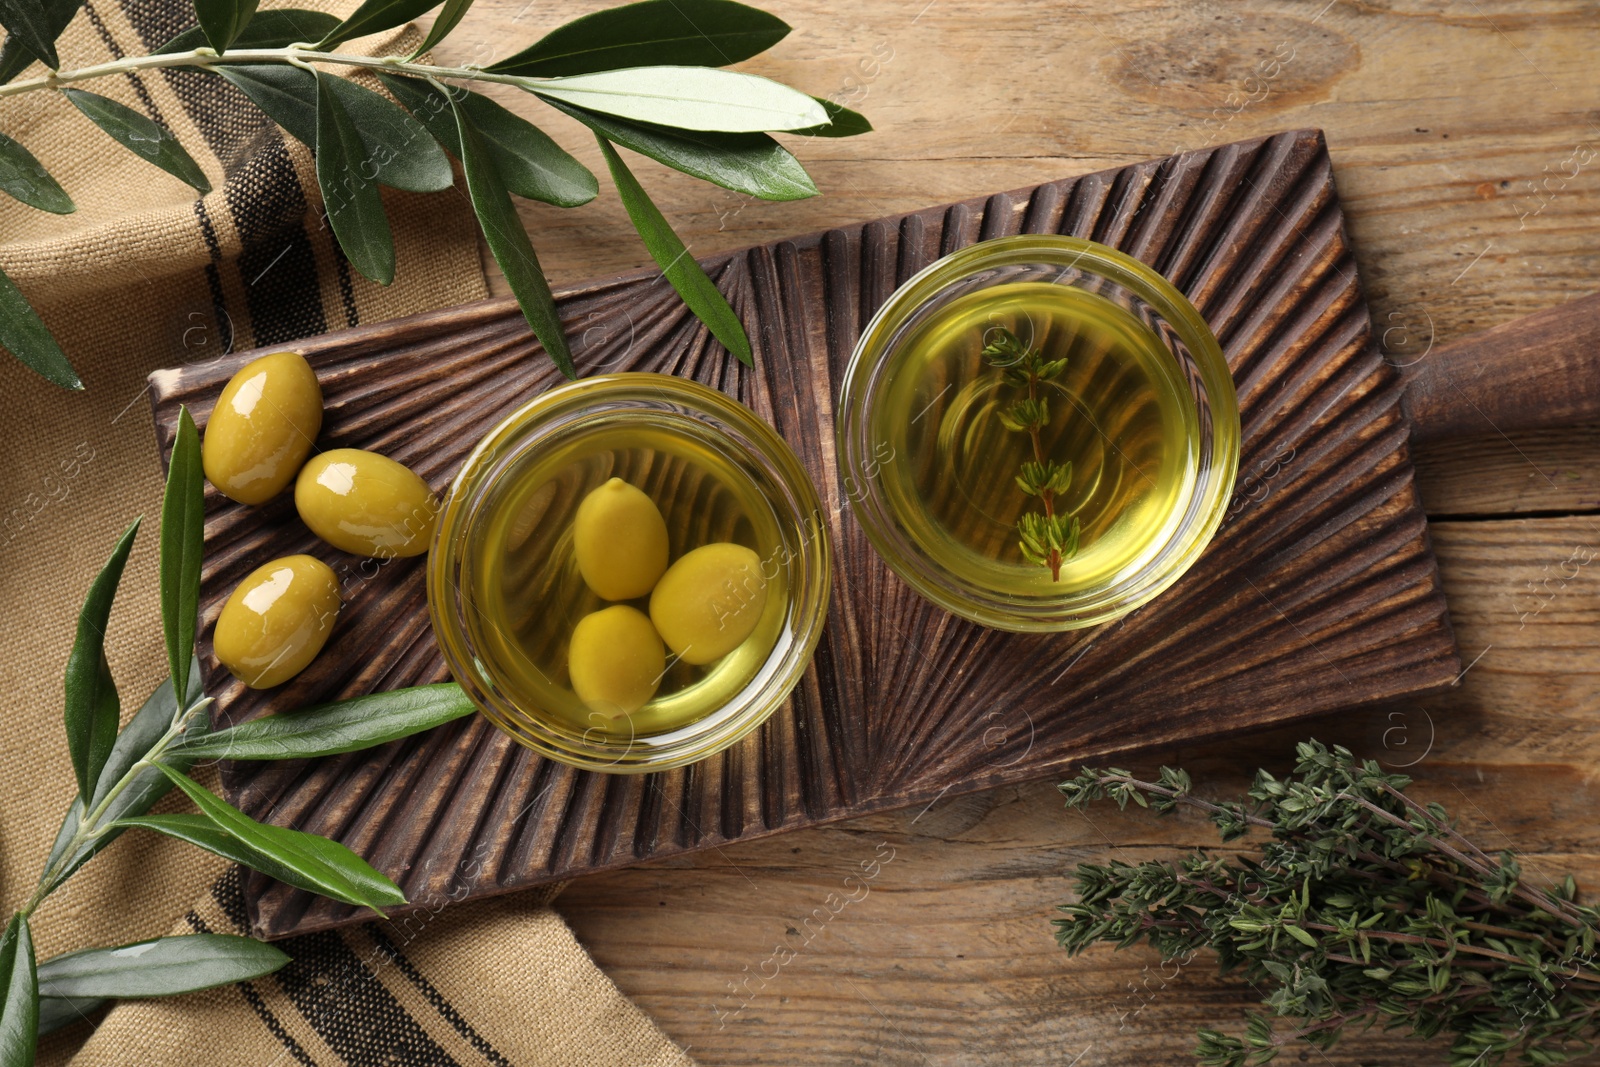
[161,408,203,708]
[0,261,80,389]
[43,666,204,894]
[0,130,73,213]
[1284,924,1319,948]
[36,995,102,1037]
[141,767,405,911]
[791,98,871,138]
[171,682,473,761]
[0,915,37,1067]
[0,0,63,69]
[314,69,394,286]
[0,0,79,84]
[378,74,596,207]
[64,519,139,802]
[487,0,788,77]
[61,88,211,194]
[597,136,751,364]
[153,7,337,53]
[37,935,287,999]
[315,0,438,49]
[216,65,452,193]
[544,98,814,201]
[453,94,573,377]
[195,0,258,52]
[530,66,827,133]
[409,0,471,58]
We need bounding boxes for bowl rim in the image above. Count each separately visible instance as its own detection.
[835,233,1240,631]
[427,371,832,773]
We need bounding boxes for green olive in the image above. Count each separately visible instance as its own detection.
[568,605,665,715]
[202,352,323,505]
[572,477,669,600]
[214,555,340,689]
[649,542,769,666]
[295,448,437,558]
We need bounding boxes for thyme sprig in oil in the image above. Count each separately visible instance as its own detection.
[982,326,1081,581]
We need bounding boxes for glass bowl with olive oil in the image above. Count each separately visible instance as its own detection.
[837,235,1238,631]
[429,373,830,773]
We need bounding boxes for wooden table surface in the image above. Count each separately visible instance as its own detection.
[429,3,1600,1063]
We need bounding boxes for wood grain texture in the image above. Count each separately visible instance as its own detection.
[148,128,1461,942]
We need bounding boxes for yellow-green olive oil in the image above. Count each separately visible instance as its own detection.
[460,420,788,741]
[873,281,1199,595]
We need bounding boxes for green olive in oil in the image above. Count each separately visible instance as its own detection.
[873,281,1200,595]
[461,420,788,741]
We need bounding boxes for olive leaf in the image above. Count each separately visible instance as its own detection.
[0,0,80,85]
[453,93,574,377]
[60,89,211,194]
[43,666,204,895]
[36,995,101,1038]
[171,682,473,761]
[63,519,139,803]
[409,0,472,59]
[129,767,406,911]
[153,9,341,54]
[160,408,202,708]
[0,915,37,1067]
[530,67,828,133]
[216,64,451,194]
[378,74,596,207]
[37,935,287,999]
[314,0,439,49]
[487,0,789,77]
[543,98,815,201]
[0,131,73,214]
[0,0,64,70]
[0,263,81,390]
[793,98,872,138]
[314,68,395,286]
[597,136,752,365]
[194,0,259,53]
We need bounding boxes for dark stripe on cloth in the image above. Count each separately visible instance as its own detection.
[228,140,329,345]
[370,927,513,1067]
[82,1,172,133]
[186,899,320,1067]
[192,201,235,355]
[275,930,462,1067]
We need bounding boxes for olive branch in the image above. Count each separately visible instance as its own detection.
[982,325,1079,580]
[0,408,481,1064]
[0,0,870,391]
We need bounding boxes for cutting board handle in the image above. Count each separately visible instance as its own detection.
[1401,291,1600,444]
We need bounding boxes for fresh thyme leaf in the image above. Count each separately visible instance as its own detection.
[487,0,789,77]
[1058,741,1600,1067]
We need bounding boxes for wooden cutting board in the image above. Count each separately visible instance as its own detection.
[148,127,1461,941]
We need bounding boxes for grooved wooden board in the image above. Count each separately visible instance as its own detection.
[148,128,1461,941]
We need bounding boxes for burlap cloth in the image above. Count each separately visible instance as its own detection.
[0,3,694,1064]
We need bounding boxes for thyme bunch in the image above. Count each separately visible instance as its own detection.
[981,326,1079,580]
[1057,741,1600,1067]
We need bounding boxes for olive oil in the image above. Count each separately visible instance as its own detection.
[873,281,1199,596]
[457,417,789,742]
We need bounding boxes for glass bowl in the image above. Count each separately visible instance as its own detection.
[428,373,830,773]
[836,235,1238,631]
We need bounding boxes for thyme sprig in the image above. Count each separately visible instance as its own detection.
[1057,741,1600,1067]
[982,326,1079,581]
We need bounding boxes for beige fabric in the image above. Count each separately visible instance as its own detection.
[0,3,691,1065]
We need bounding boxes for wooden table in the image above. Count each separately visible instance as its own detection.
[431,3,1600,1062]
